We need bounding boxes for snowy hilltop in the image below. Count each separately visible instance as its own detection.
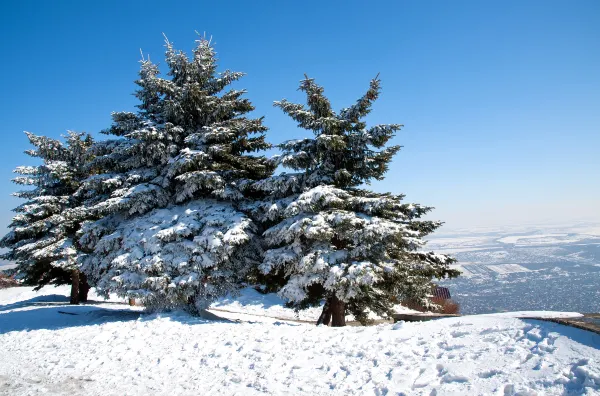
[0,285,599,395]
[1,34,457,325]
[2,31,598,396]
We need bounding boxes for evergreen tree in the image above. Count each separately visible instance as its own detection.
[0,131,94,303]
[247,76,459,326]
[73,35,273,314]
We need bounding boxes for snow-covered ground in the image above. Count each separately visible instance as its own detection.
[0,286,599,395]
[211,287,418,322]
[211,287,324,321]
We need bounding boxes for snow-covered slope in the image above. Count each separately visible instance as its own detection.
[0,286,598,395]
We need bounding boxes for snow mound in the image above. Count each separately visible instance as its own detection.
[0,286,598,395]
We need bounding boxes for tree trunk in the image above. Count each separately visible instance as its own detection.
[70,269,80,305]
[316,299,332,326]
[322,308,332,326]
[78,272,90,302]
[330,294,345,327]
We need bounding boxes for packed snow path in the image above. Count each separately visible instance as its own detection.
[0,287,599,395]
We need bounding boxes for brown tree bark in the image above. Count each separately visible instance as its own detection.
[322,308,332,326]
[316,299,332,326]
[70,269,80,305]
[330,294,346,327]
[78,272,90,302]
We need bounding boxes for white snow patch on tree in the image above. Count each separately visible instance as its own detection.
[81,200,259,313]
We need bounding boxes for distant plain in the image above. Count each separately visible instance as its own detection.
[432,223,600,314]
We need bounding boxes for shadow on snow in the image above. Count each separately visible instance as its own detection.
[522,319,600,350]
[0,294,279,334]
[0,294,75,313]
[0,303,144,334]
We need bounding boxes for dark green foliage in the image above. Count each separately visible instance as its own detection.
[0,132,94,292]
[254,76,459,325]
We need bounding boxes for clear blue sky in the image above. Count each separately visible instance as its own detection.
[1,0,598,231]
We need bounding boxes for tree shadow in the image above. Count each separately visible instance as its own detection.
[0,294,254,334]
[0,292,306,334]
[0,294,71,313]
[0,294,133,313]
[0,304,145,334]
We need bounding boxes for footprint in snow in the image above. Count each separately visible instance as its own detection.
[436,364,446,376]
[450,322,473,328]
[477,369,503,378]
[532,359,548,371]
[552,358,599,393]
[479,327,503,335]
[440,374,469,384]
[450,330,470,338]
[437,341,465,351]
[525,327,543,342]
[520,353,535,364]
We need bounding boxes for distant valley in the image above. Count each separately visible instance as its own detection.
[430,222,600,314]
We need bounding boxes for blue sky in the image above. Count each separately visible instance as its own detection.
[1,0,598,231]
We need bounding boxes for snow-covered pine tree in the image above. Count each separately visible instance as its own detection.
[248,75,459,326]
[0,131,94,304]
[73,35,273,314]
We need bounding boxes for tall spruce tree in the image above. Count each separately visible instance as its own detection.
[72,35,273,314]
[1,131,94,303]
[247,76,459,326]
